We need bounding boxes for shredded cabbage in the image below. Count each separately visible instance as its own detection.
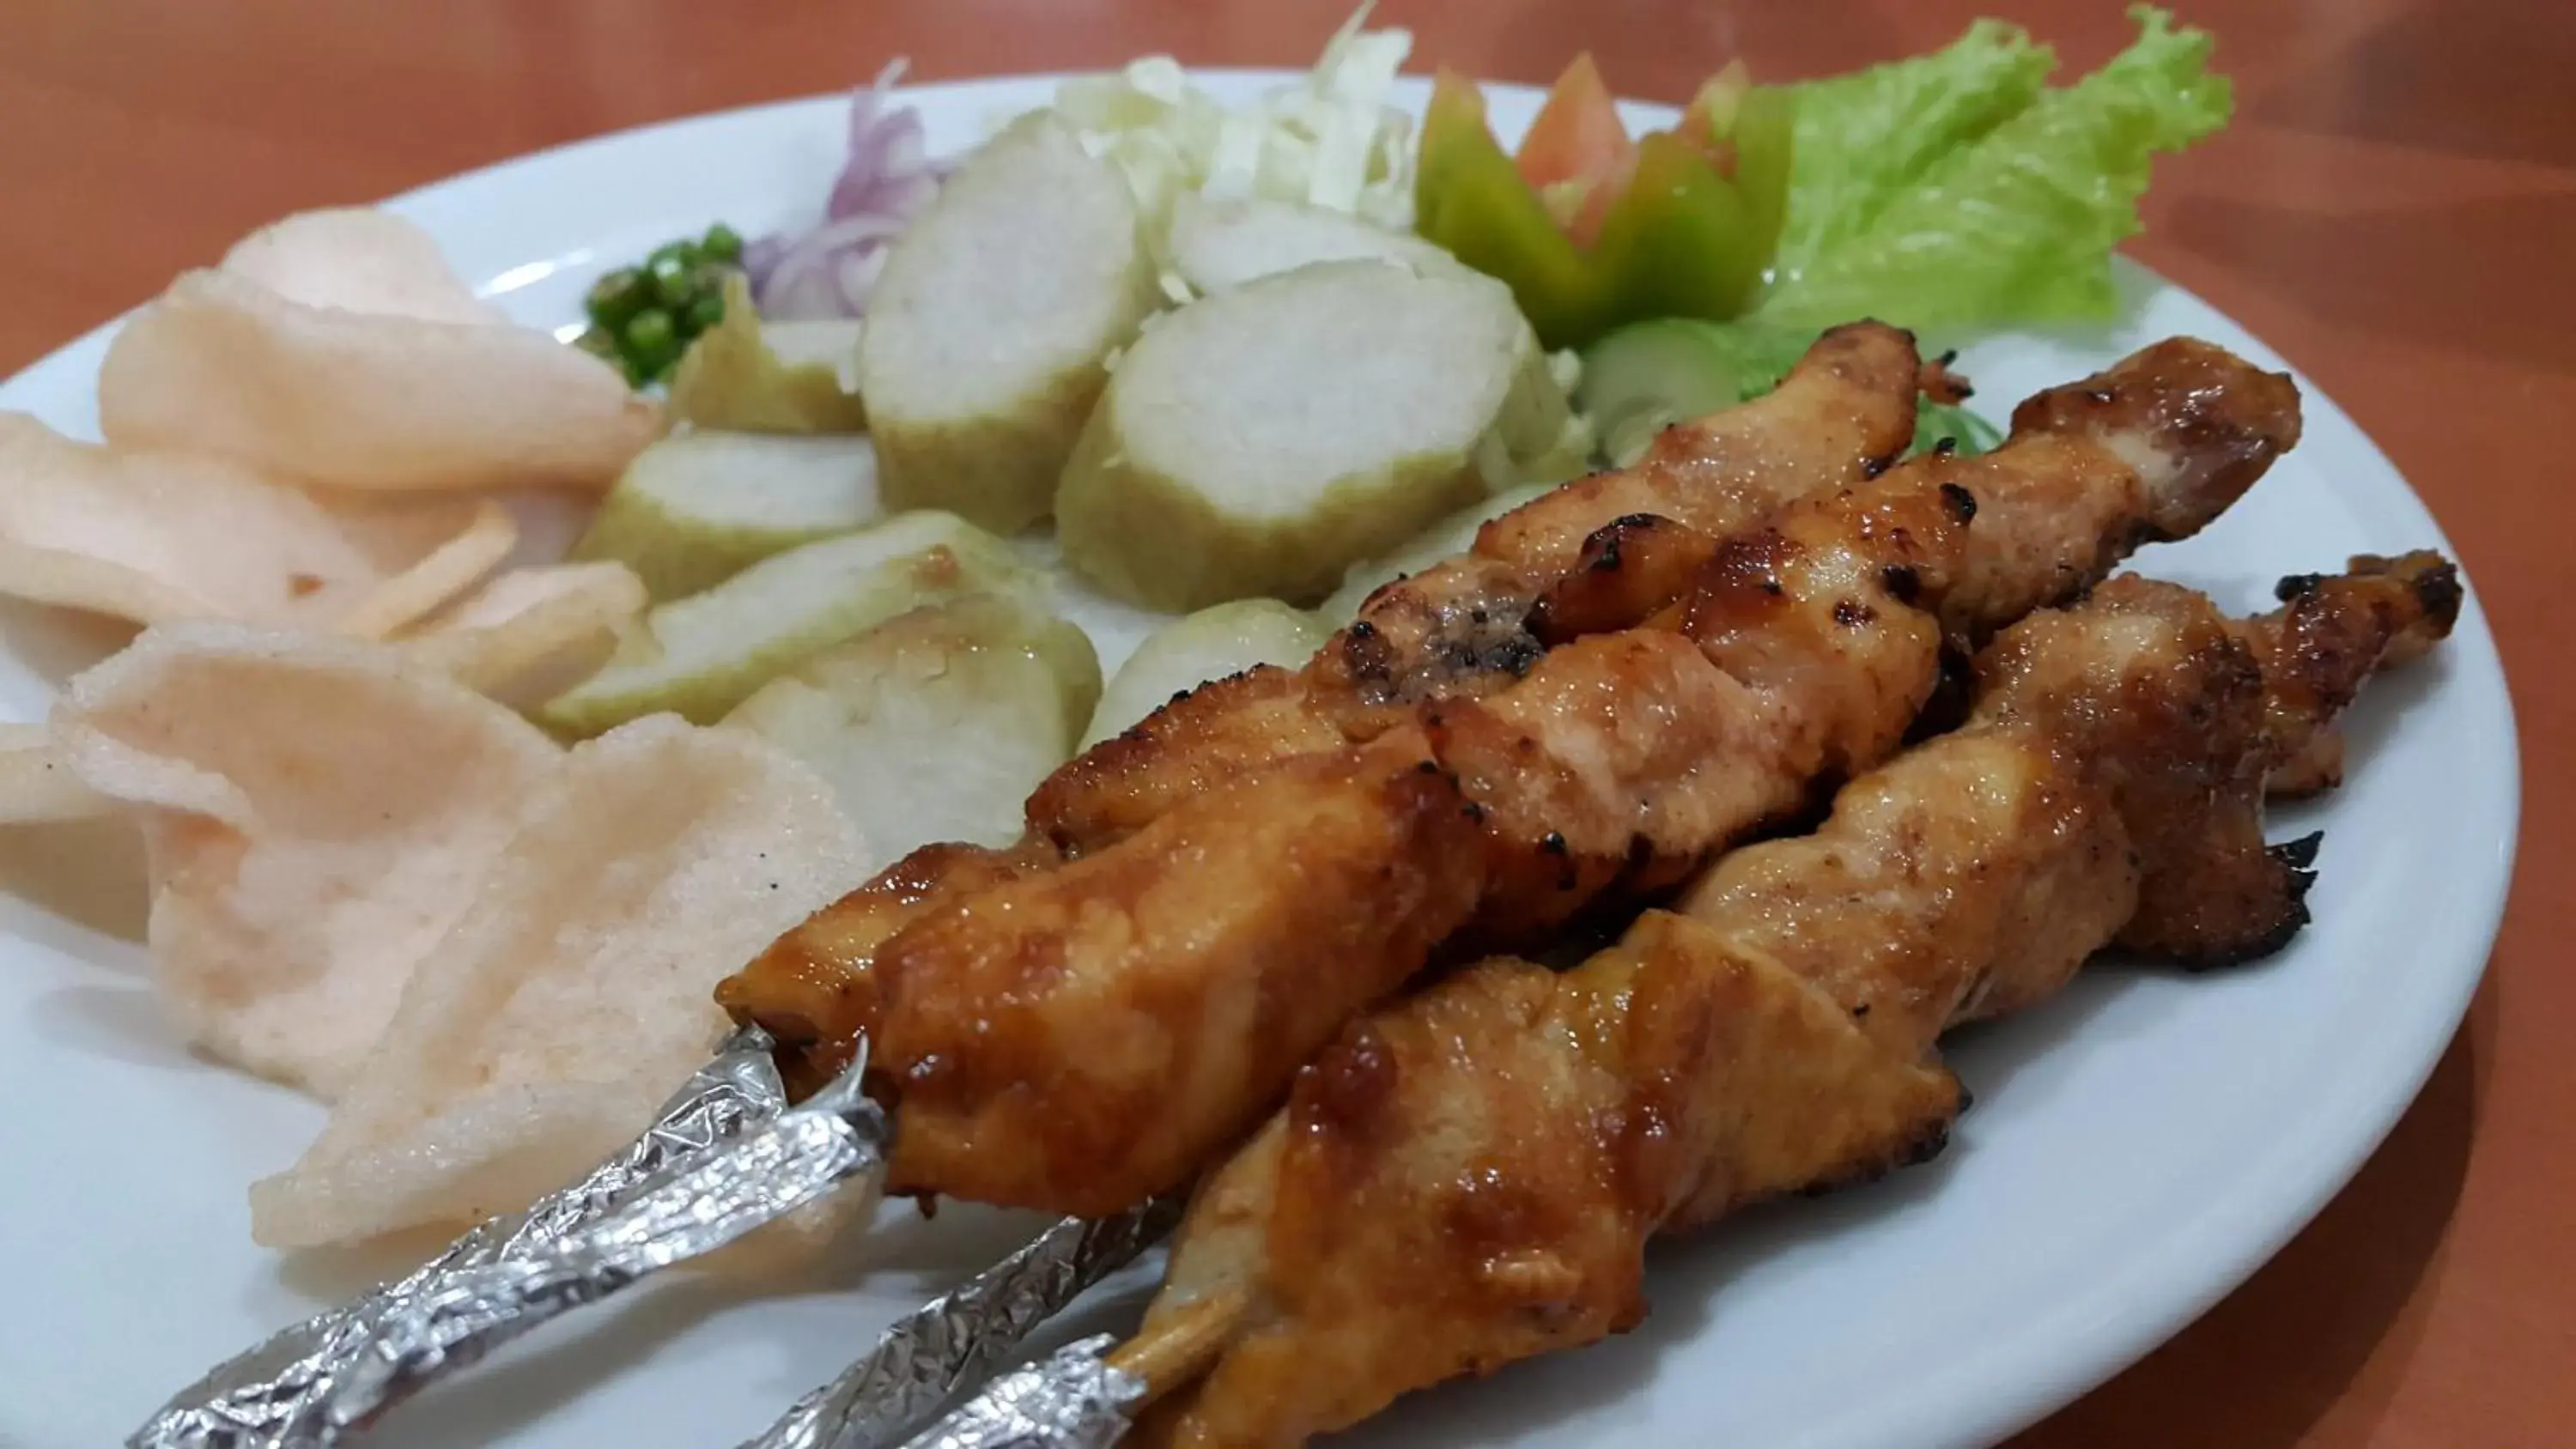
[1048,7,1419,247]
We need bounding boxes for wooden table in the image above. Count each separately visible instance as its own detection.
[3,0,2566,1442]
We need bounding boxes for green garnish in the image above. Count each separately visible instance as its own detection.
[586,267,651,331]
[647,247,697,308]
[583,224,750,385]
[1756,6,2232,333]
[624,307,678,374]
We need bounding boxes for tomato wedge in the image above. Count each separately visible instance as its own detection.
[1516,53,1635,193]
[1677,60,1754,173]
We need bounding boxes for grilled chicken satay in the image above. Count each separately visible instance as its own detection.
[2253,552,2464,798]
[1030,321,1931,855]
[719,340,2300,1217]
[1127,558,2461,1449]
[721,321,1926,1094]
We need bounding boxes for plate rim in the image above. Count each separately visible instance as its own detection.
[0,69,2523,1449]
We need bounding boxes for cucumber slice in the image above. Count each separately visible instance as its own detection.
[568,431,883,600]
[1574,318,1758,468]
[666,275,867,433]
[723,595,1101,857]
[859,112,1161,533]
[1081,598,1328,749]
[1316,480,1557,622]
[539,510,1030,735]
[1057,259,1561,612]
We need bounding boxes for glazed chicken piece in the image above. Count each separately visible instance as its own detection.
[866,735,1486,1212]
[1132,560,2461,1449]
[2248,550,2463,798]
[714,840,1057,1099]
[718,338,2301,1217]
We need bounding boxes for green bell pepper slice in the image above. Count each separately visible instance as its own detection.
[1415,72,1795,350]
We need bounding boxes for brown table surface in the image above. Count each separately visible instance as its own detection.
[3,0,2567,1442]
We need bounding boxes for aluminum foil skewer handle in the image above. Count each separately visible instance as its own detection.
[897,1338,1145,1449]
[319,1052,892,1435]
[747,1199,1182,1449]
[130,1028,795,1449]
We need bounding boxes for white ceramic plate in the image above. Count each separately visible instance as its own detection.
[0,72,2518,1449]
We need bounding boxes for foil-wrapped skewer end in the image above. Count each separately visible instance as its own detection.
[319,1041,890,1433]
[747,1198,1179,1449]
[900,1337,1145,1449]
[127,1027,811,1449]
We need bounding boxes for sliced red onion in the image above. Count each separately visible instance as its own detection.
[747,58,944,320]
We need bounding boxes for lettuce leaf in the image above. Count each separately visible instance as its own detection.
[1758,6,2231,333]
[1917,397,2002,455]
[1771,20,2056,279]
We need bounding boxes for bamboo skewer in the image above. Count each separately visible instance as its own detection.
[1102,1288,1253,1409]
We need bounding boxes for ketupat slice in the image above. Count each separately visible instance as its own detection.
[666,274,868,433]
[1487,336,1591,486]
[1315,479,1557,622]
[858,112,1162,532]
[246,715,866,1247]
[568,431,884,600]
[538,510,1032,735]
[1167,193,1466,296]
[1081,598,1327,749]
[1056,259,1558,611]
[724,594,1102,863]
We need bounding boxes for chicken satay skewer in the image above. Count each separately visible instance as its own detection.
[737,556,2462,1449]
[880,554,2457,1449]
[720,338,2304,1224]
[1049,555,2463,1449]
